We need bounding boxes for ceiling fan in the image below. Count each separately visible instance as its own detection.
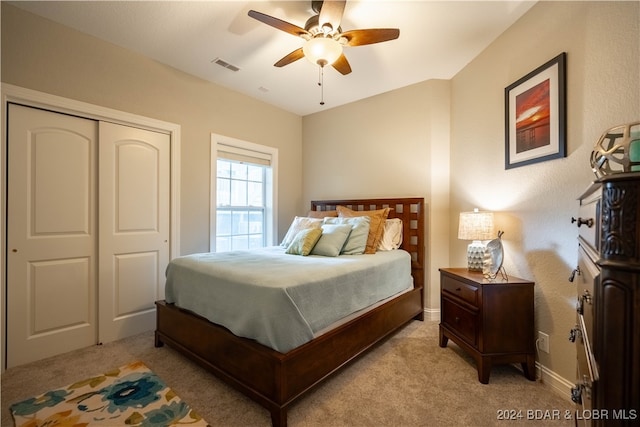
[248,0,400,76]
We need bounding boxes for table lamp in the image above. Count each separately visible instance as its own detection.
[458,209,495,271]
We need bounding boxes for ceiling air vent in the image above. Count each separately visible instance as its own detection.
[212,58,240,72]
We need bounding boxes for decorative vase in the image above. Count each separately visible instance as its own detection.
[590,122,640,178]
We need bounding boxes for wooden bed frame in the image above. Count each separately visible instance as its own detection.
[155,197,425,426]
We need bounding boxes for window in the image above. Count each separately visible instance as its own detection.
[211,135,278,252]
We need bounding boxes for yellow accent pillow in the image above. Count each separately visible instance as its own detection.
[281,216,322,247]
[337,206,390,254]
[285,228,323,256]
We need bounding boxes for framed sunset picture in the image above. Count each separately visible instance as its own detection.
[505,52,566,169]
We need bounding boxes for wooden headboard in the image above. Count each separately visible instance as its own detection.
[310,197,425,290]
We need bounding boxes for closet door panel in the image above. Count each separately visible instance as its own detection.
[98,122,170,343]
[116,142,159,231]
[6,104,98,368]
[114,252,159,314]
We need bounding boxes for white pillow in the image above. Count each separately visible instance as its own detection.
[281,216,322,247]
[378,218,403,251]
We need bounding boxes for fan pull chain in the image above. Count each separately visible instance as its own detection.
[318,65,325,106]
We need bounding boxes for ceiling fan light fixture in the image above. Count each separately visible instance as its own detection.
[303,37,342,66]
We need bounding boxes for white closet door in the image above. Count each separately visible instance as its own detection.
[98,122,170,343]
[6,104,98,368]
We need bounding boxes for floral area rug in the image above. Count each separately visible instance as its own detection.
[10,360,209,426]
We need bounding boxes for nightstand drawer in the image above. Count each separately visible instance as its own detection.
[442,275,478,306]
[442,298,477,346]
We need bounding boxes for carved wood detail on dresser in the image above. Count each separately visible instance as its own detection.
[573,172,640,426]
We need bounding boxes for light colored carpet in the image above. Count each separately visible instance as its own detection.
[2,320,575,426]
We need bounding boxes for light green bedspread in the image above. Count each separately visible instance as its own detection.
[164,247,413,353]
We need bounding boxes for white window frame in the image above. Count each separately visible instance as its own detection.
[210,134,278,251]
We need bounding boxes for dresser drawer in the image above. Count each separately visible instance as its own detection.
[577,183,600,252]
[442,298,478,346]
[442,275,478,306]
[577,246,597,356]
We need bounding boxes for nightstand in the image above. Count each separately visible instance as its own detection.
[438,268,536,384]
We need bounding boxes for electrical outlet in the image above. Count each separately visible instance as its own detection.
[538,331,550,353]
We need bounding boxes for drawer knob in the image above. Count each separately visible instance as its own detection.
[456,287,462,292]
[571,217,594,228]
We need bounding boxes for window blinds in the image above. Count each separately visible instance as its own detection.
[217,143,271,167]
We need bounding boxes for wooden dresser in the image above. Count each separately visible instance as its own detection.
[438,268,536,384]
[572,172,640,426]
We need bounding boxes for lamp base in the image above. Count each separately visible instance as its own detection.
[467,240,486,271]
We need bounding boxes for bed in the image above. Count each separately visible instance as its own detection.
[155,197,425,426]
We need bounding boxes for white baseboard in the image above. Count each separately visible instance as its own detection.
[536,362,575,403]
[424,308,440,321]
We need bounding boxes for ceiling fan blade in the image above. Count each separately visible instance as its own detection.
[248,10,309,38]
[274,48,305,67]
[332,53,352,75]
[319,0,346,32]
[341,28,400,46]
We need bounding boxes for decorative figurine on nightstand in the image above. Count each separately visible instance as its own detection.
[590,121,640,178]
[483,231,508,281]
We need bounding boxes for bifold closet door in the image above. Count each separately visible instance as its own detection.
[97,122,170,343]
[7,104,99,368]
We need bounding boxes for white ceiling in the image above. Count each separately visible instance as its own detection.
[10,1,537,116]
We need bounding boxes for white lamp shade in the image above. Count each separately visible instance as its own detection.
[303,37,343,66]
[458,210,495,241]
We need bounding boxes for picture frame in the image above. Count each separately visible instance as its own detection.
[505,52,566,169]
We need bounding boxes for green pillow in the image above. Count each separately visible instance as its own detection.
[285,228,322,256]
[323,216,371,255]
[311,224,353,257]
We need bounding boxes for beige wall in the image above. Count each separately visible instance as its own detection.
[302,80,451,313]
[1,3,303,256]
[450,0,639,384]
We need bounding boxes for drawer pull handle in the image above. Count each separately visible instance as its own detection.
[571,385,583,404]
[456,287,462,292]
[569,326,581,343]
[569,266,581,282]
[576,290,592,314]
[455,317,460,324]
[571,217,594,228]
[571,375,592,404]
